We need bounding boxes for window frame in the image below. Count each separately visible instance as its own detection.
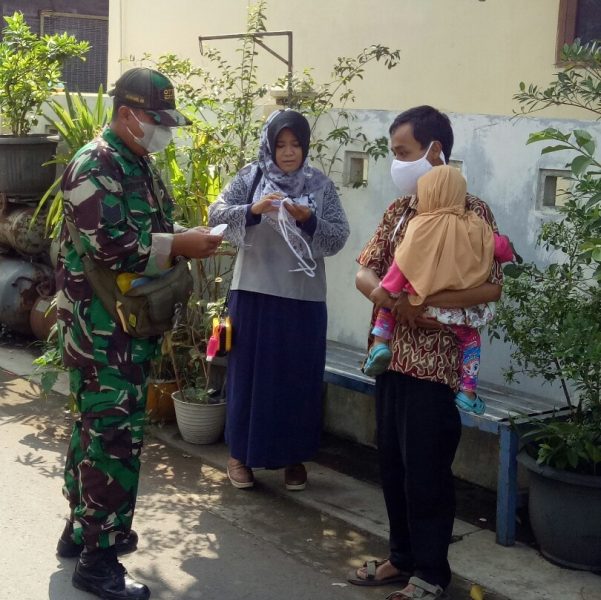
[556,0,601,64]
[556,0,579,64]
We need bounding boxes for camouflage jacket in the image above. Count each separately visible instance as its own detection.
[56,127,175,369]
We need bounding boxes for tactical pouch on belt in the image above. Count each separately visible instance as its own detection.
[81,254,193,338]
[66,219,193,339]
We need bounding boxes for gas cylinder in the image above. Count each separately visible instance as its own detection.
[0,257,54,335]
[0,204,49,255]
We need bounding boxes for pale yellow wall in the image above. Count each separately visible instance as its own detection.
[108,0,573,119]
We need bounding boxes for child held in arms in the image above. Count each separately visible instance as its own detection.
[364,165,516,414]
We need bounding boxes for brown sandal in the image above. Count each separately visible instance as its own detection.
[347,560,411,587]
[386,576,448,599]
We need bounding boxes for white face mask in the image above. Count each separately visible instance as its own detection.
[129,112,173,153]
[390,142,446,195]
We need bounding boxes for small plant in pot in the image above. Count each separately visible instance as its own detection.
[0,11,89,196]
[146,351,179,424]
[167,292,228,445]
[491,40,601,572]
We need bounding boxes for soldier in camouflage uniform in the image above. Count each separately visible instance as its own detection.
[55,67,223,600]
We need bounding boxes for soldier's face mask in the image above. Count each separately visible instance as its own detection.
[128,110,173,154]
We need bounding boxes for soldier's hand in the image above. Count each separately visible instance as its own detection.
[171,229,222,259]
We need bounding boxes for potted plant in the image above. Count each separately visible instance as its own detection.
[0,11,89,196]
[36,85,111,233]
[146,352,179,424]
[158,238,234,444]
[492,40,601,571]
[168,290,229,445]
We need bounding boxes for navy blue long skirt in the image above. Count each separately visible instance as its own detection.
[225,290,327,468]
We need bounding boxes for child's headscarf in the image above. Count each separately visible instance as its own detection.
[394,165,495,305]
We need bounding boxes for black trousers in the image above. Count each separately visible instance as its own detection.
[375,371,461,589]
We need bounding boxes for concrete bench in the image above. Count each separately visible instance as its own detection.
[324,339,569,546]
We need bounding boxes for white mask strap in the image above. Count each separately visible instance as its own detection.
[421,141,446,164]
[277,200,316,277]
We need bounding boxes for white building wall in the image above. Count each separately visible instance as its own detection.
[107,0,575,119]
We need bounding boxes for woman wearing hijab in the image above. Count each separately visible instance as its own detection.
[208,109,350,490]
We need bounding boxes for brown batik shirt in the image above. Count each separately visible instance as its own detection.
[357,194,504,391]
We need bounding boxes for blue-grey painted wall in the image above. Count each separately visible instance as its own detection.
[320,109,601,401]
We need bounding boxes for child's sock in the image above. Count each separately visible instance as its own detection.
[371,307,395,339]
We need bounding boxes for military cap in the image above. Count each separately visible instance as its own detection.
[109,67,191,127]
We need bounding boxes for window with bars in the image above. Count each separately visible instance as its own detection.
[40,12,108,93]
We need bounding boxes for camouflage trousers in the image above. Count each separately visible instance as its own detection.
[63,361,149,551]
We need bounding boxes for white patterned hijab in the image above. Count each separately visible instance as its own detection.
[255,109,329,200]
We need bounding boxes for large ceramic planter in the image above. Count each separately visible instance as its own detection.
[172,390,226,444]
[518,450,601,572]
[146,379,178,423]
[29,294,57,341]
[0,134,58,197]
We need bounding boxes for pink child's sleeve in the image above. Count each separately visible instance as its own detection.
[380,262,416,295]
[494,233,514,263]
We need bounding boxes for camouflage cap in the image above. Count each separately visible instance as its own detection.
[108,67,192,127]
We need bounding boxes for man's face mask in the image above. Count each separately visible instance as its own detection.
[390,142,446,195]
[129,111,173,154]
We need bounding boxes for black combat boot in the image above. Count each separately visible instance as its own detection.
[72,547,150,600]
[57,520,138,558]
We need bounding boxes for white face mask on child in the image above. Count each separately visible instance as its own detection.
[390,142,446,195]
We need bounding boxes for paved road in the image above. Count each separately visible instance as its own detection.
[1,364,519,600]
[0,369,409,600]
[3,345,601,600]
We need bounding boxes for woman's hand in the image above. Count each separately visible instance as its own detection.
[250,193,283,215]
[284,201,312,223]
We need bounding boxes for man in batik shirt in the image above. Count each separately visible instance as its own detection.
[350,106,503,600]
[55,67,222,600]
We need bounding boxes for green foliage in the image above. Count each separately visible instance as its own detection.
[179,386,211,404]
[165,252,235,396]
[0,11,89,136]
[493,40,601,474]
[280,45,400,182]
[134,0,399,208]
[515,41,601,118]
[131,0,400,397]
[35,86,111,234]
[32,341,64,398]
[515,413,601,476]
[136,0,271,225]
